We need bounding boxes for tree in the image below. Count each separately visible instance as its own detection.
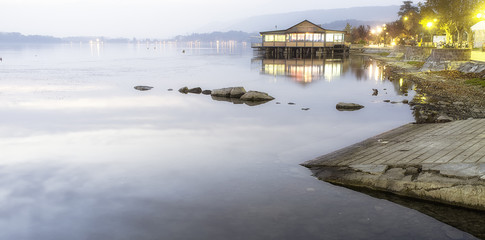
[386,20,406,44]
[420,0,485,45]
[344,23,353,43]
[398,1,421,39]
[351,25,370,44]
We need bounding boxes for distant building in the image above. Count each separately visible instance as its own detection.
[253,20,348,58]
[472,21,485,49]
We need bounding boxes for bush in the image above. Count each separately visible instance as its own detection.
[406,61,425,68]
[465,78,485,87]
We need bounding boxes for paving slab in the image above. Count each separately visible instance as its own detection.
[303,119,485,211]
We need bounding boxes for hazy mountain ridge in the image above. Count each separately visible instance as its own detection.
[0,32,63,44]
[0,32,132,44]
[197,5,400,33]
[1,6,399,43]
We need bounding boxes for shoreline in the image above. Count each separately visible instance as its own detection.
[303,51,485,213]
[365,51,485,123]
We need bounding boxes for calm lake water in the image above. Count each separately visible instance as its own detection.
[0,43,480,240]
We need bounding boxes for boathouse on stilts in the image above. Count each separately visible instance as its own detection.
[252,20,349,58]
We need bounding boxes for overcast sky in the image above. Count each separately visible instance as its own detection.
[0,0,422,39]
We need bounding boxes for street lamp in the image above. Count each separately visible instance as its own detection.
[426,22,434,46]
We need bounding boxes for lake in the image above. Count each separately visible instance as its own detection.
[0,42,480,240]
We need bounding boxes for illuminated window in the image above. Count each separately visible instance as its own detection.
[264,35,275,42]
[326,34,334,42]
[313,34,321,42]
[289,34,297,42]
[305,33,313,41]
[334,34,343,43]
[275,35,286,42]
[297,34,305,41]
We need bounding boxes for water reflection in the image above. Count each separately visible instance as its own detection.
[257,56,415,98]
[260,58,343,83]
[346,185,485,240]
[89,39,103,57]
[0,44,478,239]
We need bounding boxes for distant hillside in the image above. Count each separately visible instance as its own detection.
[197,5,399,33]
[0,32,133,44]
[173,31,258,43]
[322,19,385,31]
[0,32,62,43]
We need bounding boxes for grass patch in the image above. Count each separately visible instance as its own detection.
[407,61,425,68]
[465,78,485,87]
[377,52,390,57]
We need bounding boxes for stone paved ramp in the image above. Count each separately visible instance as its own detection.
[303,119,485,211]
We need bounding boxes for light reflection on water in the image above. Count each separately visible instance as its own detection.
[0,44,480,240]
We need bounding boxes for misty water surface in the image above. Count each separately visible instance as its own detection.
[0,43,479,240]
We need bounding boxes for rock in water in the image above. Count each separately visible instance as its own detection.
[229,87,246,98]
[240,91,275,101]
[202,90,212,95]
[178,86,189,94]
[188,87,202,94]
[134,86,153,91]
[211,87,233,97]
[336,102,364,111]
[211,87,246,98]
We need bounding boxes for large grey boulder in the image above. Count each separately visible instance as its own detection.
[230,87,247,98]
[211,87,233,97]
[240,91,274,101]
[211,87,246,98]
[336,102,364,111]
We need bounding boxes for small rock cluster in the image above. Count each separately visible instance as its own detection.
[179,86,275,106]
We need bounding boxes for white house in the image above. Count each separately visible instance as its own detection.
[472,21,485,48]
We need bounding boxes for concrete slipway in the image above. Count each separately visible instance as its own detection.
[303,119,485,211]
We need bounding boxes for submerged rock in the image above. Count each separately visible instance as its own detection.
[211,95,269,106]
[336,102,365,111]
[240,91,274,101]
[134,86,153,91]
[202,90,212,95]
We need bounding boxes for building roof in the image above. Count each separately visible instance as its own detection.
[472,21,485,31]
[260,20,346,35]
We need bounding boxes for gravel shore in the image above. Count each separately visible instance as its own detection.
[370,54,485,123]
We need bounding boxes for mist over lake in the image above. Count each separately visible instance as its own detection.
[0,43,477,240]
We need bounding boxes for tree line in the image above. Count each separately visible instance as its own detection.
[345,0,485,47]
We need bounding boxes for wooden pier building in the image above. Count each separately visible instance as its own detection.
[252,20,349,58]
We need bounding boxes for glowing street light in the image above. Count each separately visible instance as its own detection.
[404,16,409,21]
[426,22,433,28]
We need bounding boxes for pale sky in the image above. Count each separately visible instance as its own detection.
[0,0,420,39]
